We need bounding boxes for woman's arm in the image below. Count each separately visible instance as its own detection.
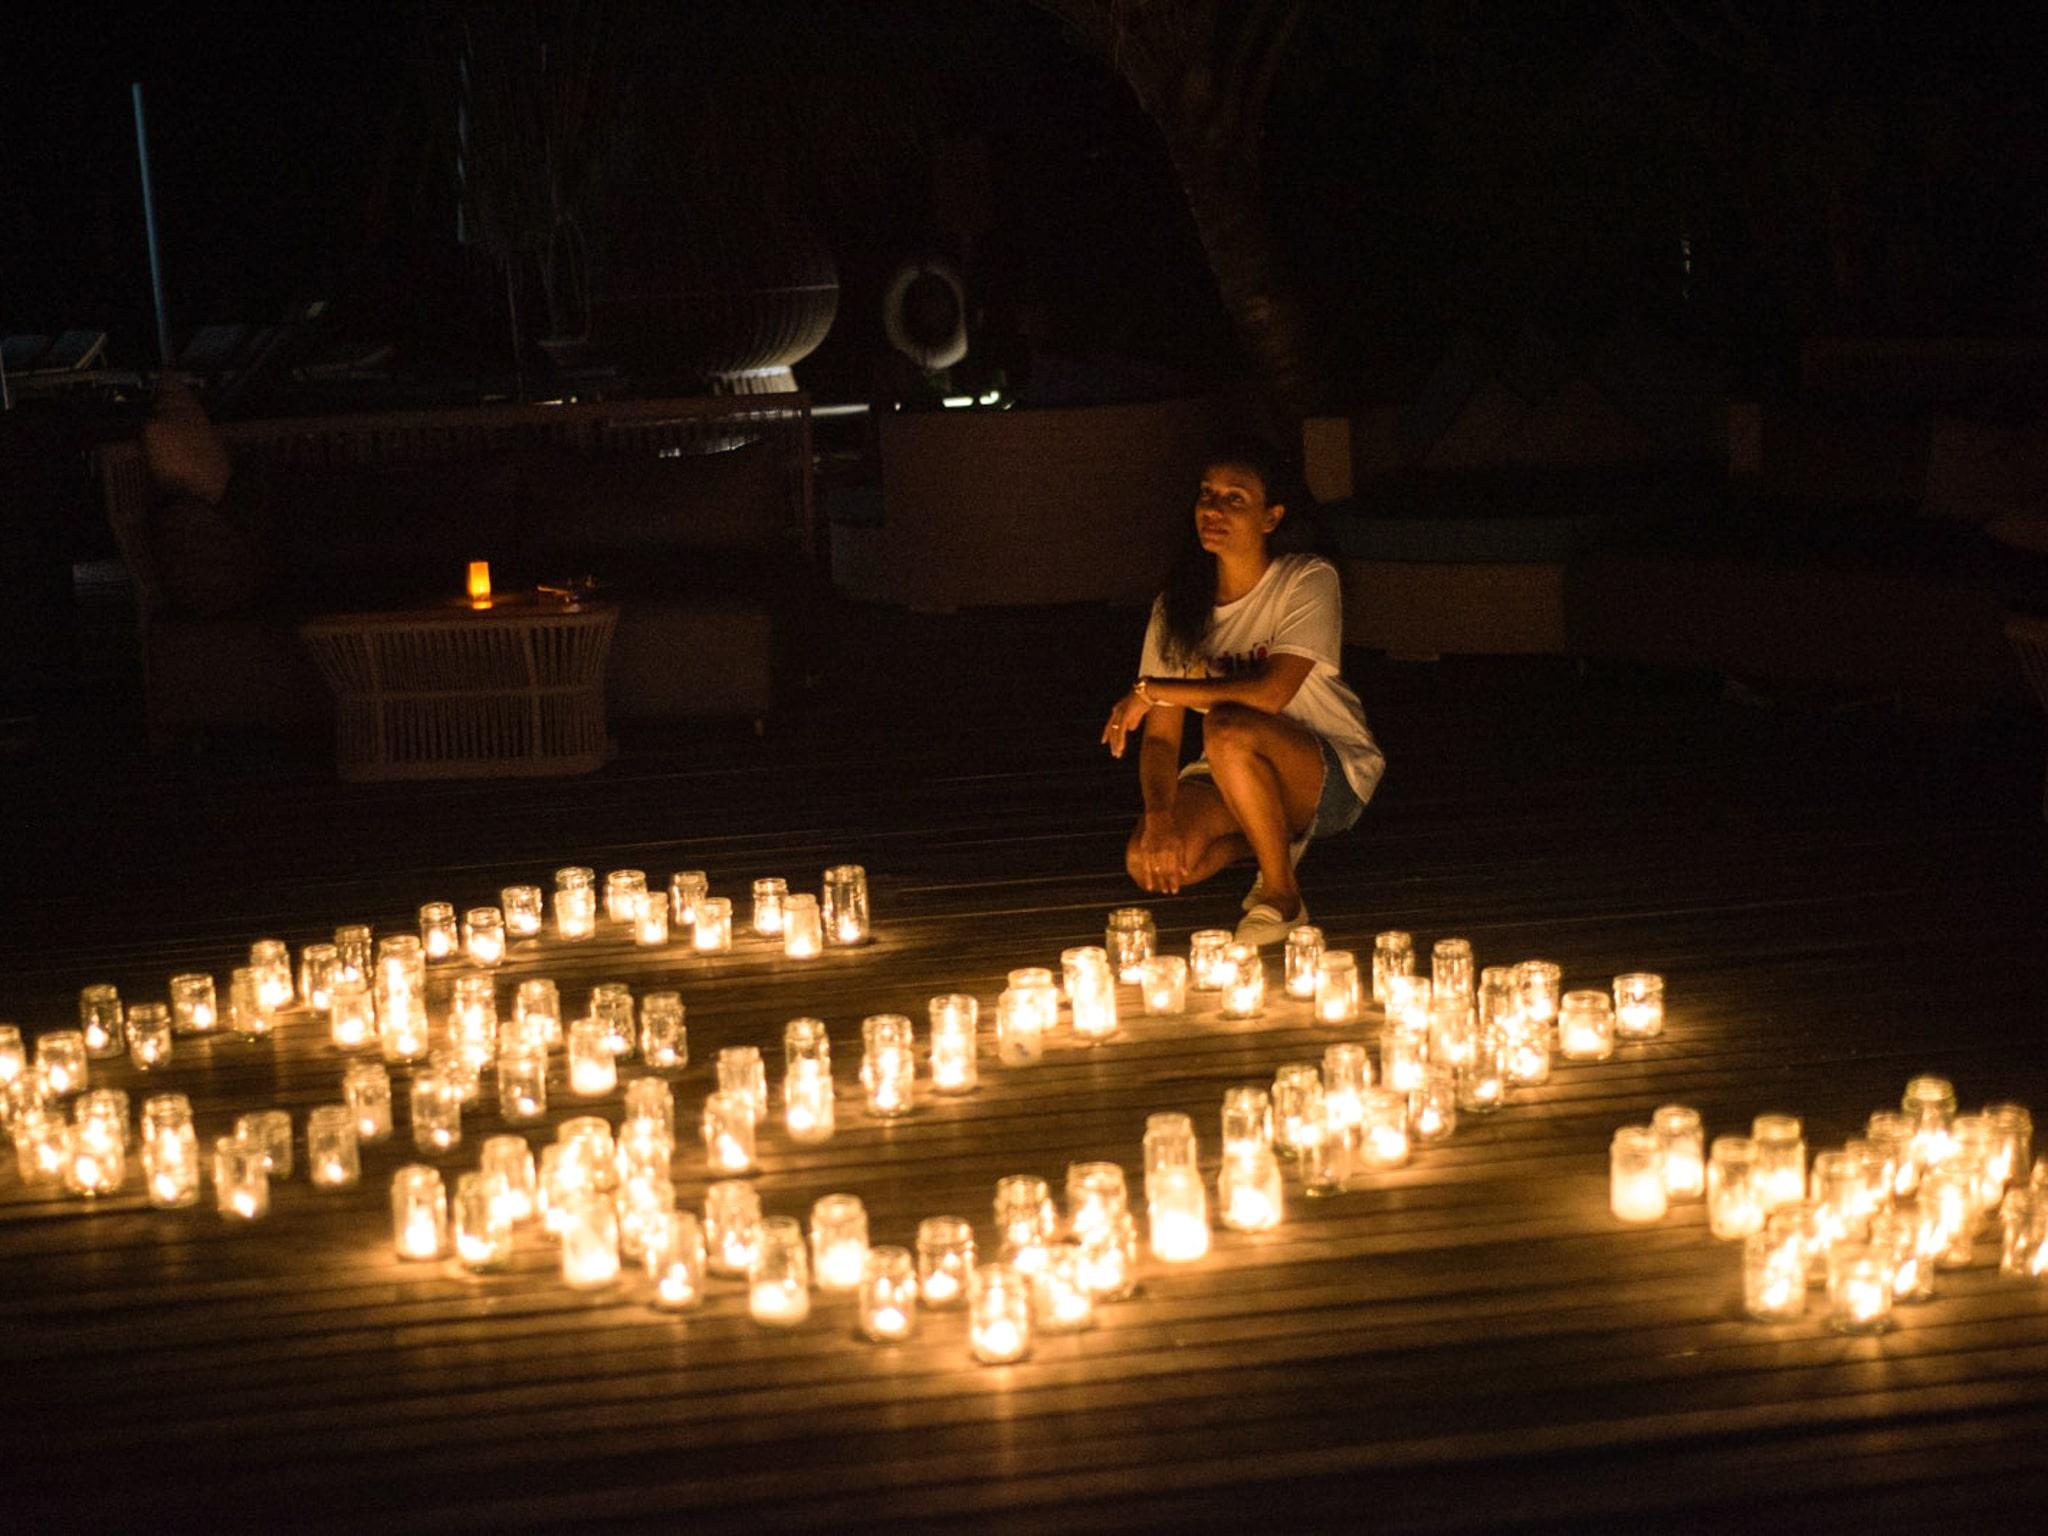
[1141,653,1315,716]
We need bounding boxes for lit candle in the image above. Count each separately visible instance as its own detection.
[66,1123,124,1196]
[1139,956,1188,1017]
[1313,949,1362,1025]
[1272,1063,1325,1157]
[1380,1021,1428,1094]
[0,1023,21,1086]
[1751,1114,1807,1214]
[646,1210,707,1311]
[78,983,123,1058]
[1070,965,1118,1042]
[823,863,869,945]
[1870,1210,1933,1302]
[1359,1087,1410,1169]
[1220,1085,1273,1154]
[859,1246,918,1341]
[810,1194,869,1293]
[715,1045,768,1121]
[495,1046,548,1121]
[415,904,457,962]
[861,1014,916,1117]
[1322,1043,1371,1134]
[553,884,596,940]
[917,1215,975,1307]
[692,897,734,953]
[126,1004,173,1070]
[1708,1136,1765,1239]
[969,1263,1032,1363]
[500,883,543,939]
[560,1191,621,1289]
[783,1061,836,1144]
[995,988,1046,1064]
[1188,929,1233,991]
[1654,1105,1706,1200]
[1218,1146,1284,1231]
[329,978,375,1050]
[1146,1166,1211,1262]
[705,1180,763,1277]
[781,893,823,957]
[236,1109,293,1179]
[467,559,492,604]
[343,1060,393,1142]
[1517,959,1561,1034]
[604,869,649,925]
[928,995,979,1092]
[479,1135,536,1223]
[298,943,338,1013]
[1031,1241,1097,1333]
[1283,924,1325,1000]
[1409,1067,1458,1145]
[1372,929,1415,1005]
[1827,1242,1893,1334]
[1611,1127,1668,1223]
[1218,944,1265,1020]
[141,1094,199,1208]
[391,1165,446,1259]
[1105,907,1156,983]
[634,899,669,948]
[752,877,789,937]
[215,1136,269,1220]
[454,1171,513,1271]
[750,1218,811,1326]
[994,1174,1058,1276]
[701,1091,757,1173]
[169,973,218,1035]
[568,1019,617,1097]
[463,908,507,966]
[36,1030,87,1096]
[1557,990,1615,1062]
[1612,972,1665,1040]
[1743,1229,1807,1321]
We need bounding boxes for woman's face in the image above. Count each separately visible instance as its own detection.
[1195,462,1283,559]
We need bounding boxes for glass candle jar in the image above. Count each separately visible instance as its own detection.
[1143,1110,1201,1185]
[1870,1209,1934,1303]
[75,1088,129,1150]
[585,982,633,1058]
[297,943,339,1014]
[1218,1145,1285,1231]
[969,1263,1033,1363]
[750,876,789,937]
[667,869,707,926]
[1610,1126,1668,1223]
[783,1060,837,1145]
[1502,1004,1551,1087]
[1272,1063,1325,1158]
[1138,956,1188,1017]
[344,1060,393,1142]
[706,1179,764,1277]
[1431,936,1475,1004]
[463,908,506,967]
[1359,1086,1412,1169]
[2000,1188,2046,1279]
[928,995,979,1092]
[1069,964,1119,1042]
[126,1004,173,1070]
[141,1094,199,1208]
[1743,1228,1807,1322]
[1557,991,1615,1062]
[1380,1020,1429,1095]
[995,988,1046,1064]
[1409,1066,1459,1145]
[389,1165,446,1258]
[716,1045,769,1121]
[1384,973,1432,1034]
[334,923,373,985]
[1708,1136,1765,1239]
[1952,1116,2005,1212]
[1188,929,1233,992]
[1032,1239,1097,1334]
[1752,1114,1807,1213]
[14,1108,68,1187]
[215,1135,269,1220]
[417,903,459,962]
[633,897,669,948]
[861,1014,916,1117]
[410,1071,462,1153]
[1827,1241,1893,1334]
[604,869,648,925]
[1065,1161,1132,1245]
[1866,1110,1919,1201]
[169,972,219,1035]
[376,968,428,1063]
[622,1077,675,1136]
[1612,972,1665,1040]
[1985,1104,2034,1195]
[1918,1167,1981,1269]
[553,880,597,941]
[77,983,123,1058]
[1429,994,1477,1075]
[300,1104,357,1191]
[646,1209,707,1311]
[329,978,375,1051]
[66,1117,124,1196]
[1219,944,1266,1021]
[559,1190,621,1289]
[994,1173,1059,1276]
[1843,1138,1896,1224]
[454,1171,513,1272]
[0,1023,21,1087]
[917,1215,976,1307]
[1371,930,1415,1005]
[500,883,544,940]
[514,978,562,1048]
[859,1246,918,1341]
[1105,907,1157,983]
[702,1091,757,1175]
[692,896,734,954]
[810,1193,870,1293]
[1811,1150,1877,1251]
[1006,968,1061,1029]
[1221,1085,1274,1154]
[1456,1016,1508,1114]
[1278,924,1324,1001]
[567,1019,617,1098]
[1313,950,1363,1026]
[747,1218,812,1326]
[822,863,869,945]
[1517,960,1562,1035]
[493,1045,546,1121]
[1060,943,1108,999]
[1653,1105,1705,1200]
[1146,1164,1212,1259]
[1322,1042,1372,1133]
[1902,1074,1958,1172]
[238,1109,293,1179]
[37,1030,87,1097]
[781,893,823,958]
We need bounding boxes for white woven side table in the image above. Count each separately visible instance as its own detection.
[300,598,617,780]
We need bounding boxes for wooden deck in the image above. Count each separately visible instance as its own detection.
[4,610,2047,1530]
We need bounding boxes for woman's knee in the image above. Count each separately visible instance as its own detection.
[1204,702,1262,759]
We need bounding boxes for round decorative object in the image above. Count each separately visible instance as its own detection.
[883,257,968,371]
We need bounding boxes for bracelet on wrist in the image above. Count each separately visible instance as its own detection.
[1134,677,1156,707]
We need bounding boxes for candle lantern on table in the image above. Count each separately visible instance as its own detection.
[969,1263,1033,1364]
[928,995,979,1091]
[1146,1164,1212,1259]
[587,983,634,1058]
[333,924,372,985]
[416,904,459,963]
[1429,991,1477,1074]
[496,1045,548,1121]
[1612,972,1665,1040]
[298,943,339,1013]
[1070,963,1119,1041]
[604,869,648,926]
[1271,1063,1324,1159]
[1313,949,1362,1025]
[1359,1086,1411,1169]
[1032,1239,1097,1333]
[463,908,506,967]
[1431,936,1475,1008]
[1707,1136,1764,1239]
[1918,1167,1982,1269]
[692,897,734,954]
[633,896,668,948]
[215,1135,269,1220]
[632,992,686,1072]
[1139,956,1189,1017]
[514,978,562,1048]
[1810,1150,1877,1253]
[1218,1144,1285,1231]
[305,1104,359,1190]
[861,1014,916,1117]
[782,1019,836,1143]
[36,1030,87,1097]
[0,1024,22,1088]
[344,1060,393,1142]
[1384,973,1431,1035]
[567,1019,617,1098]
[15,1108,69,1186]
[169,973,218,1035]
[1061,944,1108,998]
[1188,929,1232,992]
[467,559,492,605]
[560,1190,621,1289]
[227,968,273,1041]
[646,1210,707,1311]
[1868,1209,1934,1302]
[1220,1085,1274,1155]
[127,1004,173,1070]
[706,1179,764,1277]
[996,988,1046,1064]
[79,983,124,1059]
[1322,1043,1372,1135]
[1557,990,1615,1062]
[237,1109,293,1179]
[1380,1019,1429,1095]
[1065,1161,1138,1301]
[1105,907,1156,983]
[330,978,376,1051]
[1951,1115,2007,1213]
[859,1246,919,1341]
[1986,1104,2033,1193]
[500,884,544,940]
[810,1193,870,1293]
[622,1077,674,1137]
[1610,1126,1668,1223]
[1999,1188,2047,1279]
[822,864,870,945]
[781,893,822,957]
[66,1116,124,1197]
[1901,1075,1958,1174]
[1297,1103,1352,1198]
[1372,930,1414,1005]
[141,1093,199,1207]
[994,1173,1058,1276]
[1516,959,1561,1037]
[1457,1013,1507,1113]
[916,1215,976,1307]
[713,1045,767,1121]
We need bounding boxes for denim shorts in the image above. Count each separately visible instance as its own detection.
[1180,735,1365,853]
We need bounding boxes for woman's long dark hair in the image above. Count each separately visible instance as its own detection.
[1156,438,1316,667]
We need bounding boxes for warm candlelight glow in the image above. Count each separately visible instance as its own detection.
[467,560,492,604]
[782,894,823,957]
[1611,1127,1668,1223]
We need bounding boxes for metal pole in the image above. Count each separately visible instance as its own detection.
[132,82,174,369]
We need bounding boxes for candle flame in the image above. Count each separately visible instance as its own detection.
[467,560,492,605]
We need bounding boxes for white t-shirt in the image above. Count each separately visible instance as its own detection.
[1138,553,1384,803]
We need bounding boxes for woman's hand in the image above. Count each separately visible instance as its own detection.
[1101,690,1152,758]
[1134,811,1185,893]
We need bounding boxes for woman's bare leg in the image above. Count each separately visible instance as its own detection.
[1199,704,1324,914]
[1125,779,1247,892]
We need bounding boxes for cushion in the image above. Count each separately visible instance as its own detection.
[142,375,232,503]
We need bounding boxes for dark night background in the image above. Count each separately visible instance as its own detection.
[8,1,2046,403]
